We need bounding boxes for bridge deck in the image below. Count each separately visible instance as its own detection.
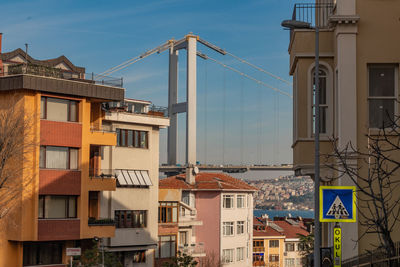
[159,165,293,173]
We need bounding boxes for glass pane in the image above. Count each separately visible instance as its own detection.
[319,76,327,104]
[369,66,395,96]
[39,147,46,168]
[69,101,78,122]
[38,196,44,218]
[68,197,76,218]
[167,208,172,222]
[172,207,177,222]
[117,129,121,146]
[121,130,126,146]
[40,97,46,119]
[46,196,67,218]
[369,99,395,128]
[46,146,68,169]
[46,98,69,122]
[140,131,147,148]
[320,107,327,134]
[134,131,139,147]
[69,149,78,170]
[128,130,133,147]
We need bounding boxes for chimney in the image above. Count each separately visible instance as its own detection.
[185,165,197,185]
[0,33,3,74]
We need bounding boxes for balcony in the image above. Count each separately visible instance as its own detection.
[178,243,206,258]
[89,127,116,146]
[178,204,203,227]
[87,169,116,191]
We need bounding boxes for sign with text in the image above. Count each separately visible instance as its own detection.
[66,247,81,256]
[320,186,356,222]
[334,227,341,267]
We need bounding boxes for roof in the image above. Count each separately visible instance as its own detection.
[1,48,85,73]
[159,172,258,192]
[273,220,309,239]
[253,226,285,237]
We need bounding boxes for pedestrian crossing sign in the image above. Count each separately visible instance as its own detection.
[320,186,356,222]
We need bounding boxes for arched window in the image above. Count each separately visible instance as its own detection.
[310,65,332,136]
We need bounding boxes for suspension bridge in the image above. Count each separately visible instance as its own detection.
[99,33,293,173]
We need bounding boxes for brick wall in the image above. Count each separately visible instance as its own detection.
[38,219,80,241]
[39,170,81,195]
[40,120,82,147]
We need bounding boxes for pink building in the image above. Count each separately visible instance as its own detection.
[159,172,257,267]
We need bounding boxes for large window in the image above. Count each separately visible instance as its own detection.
[223,222,234,236]
[269,254,279,262]
[285,242,295,252]
[236,247,244,261]
[222,249,234,263]
[158,202,178,223]
[237,221,245,235]
[312,68,328,134]
[41,96,78,122]
[116,129,148,148]
[39,146,78,170]
[223,195,234,209]
[38,196,77,219]
[156,235,176,259]
[115,210,147,228]
[368,65,397,128]
[269,240,279,248]
[237,195,245,208]
[23,242,63,266]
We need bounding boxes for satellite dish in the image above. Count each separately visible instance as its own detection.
[193,166,199,175]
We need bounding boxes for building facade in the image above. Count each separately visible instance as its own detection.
[99,98,169,267]
[0,39,124,266]
[286,0,400,260]
[159,172,256,267]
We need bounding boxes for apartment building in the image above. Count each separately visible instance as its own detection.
[286,0,400,260]
[0,37,124,266]
[99,98,169,267]
[159,172,256,267]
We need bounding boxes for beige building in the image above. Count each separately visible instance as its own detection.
[287,0,400,261]
[100,99,169,266]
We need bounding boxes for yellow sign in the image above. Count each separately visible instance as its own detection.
[334,227,341,267]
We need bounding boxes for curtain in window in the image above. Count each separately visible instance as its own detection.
[47,98,69,122]
[46,147,68,169]
[46,196,66,218]
[69,148,78,170]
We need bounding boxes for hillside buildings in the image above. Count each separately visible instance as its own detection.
[0,37,124,266]
[286,0,400,261]
[158,172,257,267]
[99,98,169,267]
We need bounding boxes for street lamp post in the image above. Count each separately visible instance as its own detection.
[282,19,320,267]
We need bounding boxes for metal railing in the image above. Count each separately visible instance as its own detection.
[2,63,123,88]
[292,3,335,28]
[149,105,168,117]
[342,241,400,267]
[89,169,116,179]
[88,217,115,226]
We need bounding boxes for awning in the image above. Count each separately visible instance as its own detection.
[115,169,152,186]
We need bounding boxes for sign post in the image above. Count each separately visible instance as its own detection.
[333,225,341,267]
[66,247,81,267]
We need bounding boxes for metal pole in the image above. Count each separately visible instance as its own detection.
[314,26,321,267]
[101,240,105,267]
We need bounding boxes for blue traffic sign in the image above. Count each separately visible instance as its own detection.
[320,186,356,222]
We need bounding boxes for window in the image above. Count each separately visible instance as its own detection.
[285,258,295,267]
[132,250,146,263]
[223,195,234,209]
[253,253,264,263]
[40,96,78,122]
[223,222,234,236]
[158,202,178,223]
[269,254,279,262]
[179,231,188,246]
[156,235,176,259]
[237,195,245,208]
[253,240,264,247]
[312,68,328,134]
[269,240,279,248]
[237,221,245,235]
[222,249,234,263]
[115,210,147,228]
[116,129,148,148]
[368,65,397,128]
[286,242,295,252]
[23,242,63,266]
[236,247,244,261]
[38,196,77,219]
[182,191,190,206]
[39,146,78,170]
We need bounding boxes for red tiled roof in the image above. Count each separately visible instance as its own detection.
[159,172,258,191]
[253,226,285,237]
[273,221,309,238]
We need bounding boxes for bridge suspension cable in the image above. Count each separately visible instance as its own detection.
[197,52,292,98]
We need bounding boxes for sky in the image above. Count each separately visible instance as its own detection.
[1,0,310,173]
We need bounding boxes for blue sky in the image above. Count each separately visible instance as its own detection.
[1,0,309,166]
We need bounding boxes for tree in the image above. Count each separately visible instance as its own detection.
[327,118,400,263]
[163,251,198,267]
[0,99,36,219]
[298,233,314,266]
[76,240,122,267]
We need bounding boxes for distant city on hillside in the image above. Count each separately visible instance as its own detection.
[248,176,314,211]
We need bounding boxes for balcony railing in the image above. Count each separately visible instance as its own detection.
[88,217,115,226]
[2,63,123,88]
[89,169,116,179]
[292,3,335,29]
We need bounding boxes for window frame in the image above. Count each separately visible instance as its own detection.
[222,249,234,263]
[156,235,176,259]
[237,194,245,208]
[269,254,279,262]
[237,221,245,235]
[223,221,234,236]
[236,247,244,261]
[285,242,295,252]
[367,64,398,130]
[38,195,77,219]
[158,202,178,223]
[223,194,234,209]
[116,128,149,149]
[269,240,279,248]
[114,210,147,228]
[39,146,79,170]
[40,96,79,122]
